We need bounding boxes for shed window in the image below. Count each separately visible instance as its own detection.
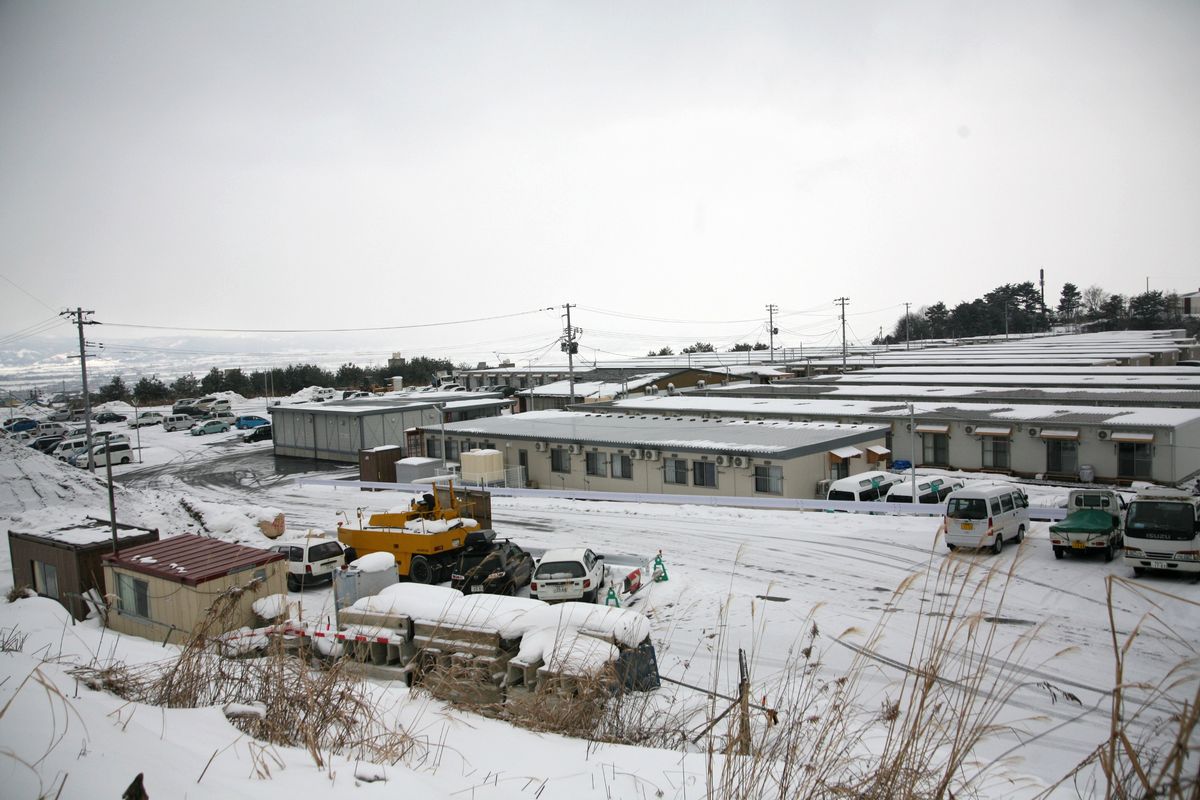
[551,448,571,473]
[585,451,607,477]
[922,433,949,466]
[754,465,783,495]
[611,454,633,480]
[33,560,59,599]
[692,461,717,488]
[116,573,150,618]
[1118,442,1152,479]
[982,437,1010,470]
[664,458,688,485]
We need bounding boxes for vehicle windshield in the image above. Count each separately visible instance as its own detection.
[1127,502,1196,540]
[828,490,855,502]
[535,560,585,579]
[947,497,988,520]
[308,542,343,561]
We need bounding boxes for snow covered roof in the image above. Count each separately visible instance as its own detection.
[276,396,512,416]
[526,373,667,398]
[432,409,888,457]
[604,394,1200,429]
[9,518,158,549]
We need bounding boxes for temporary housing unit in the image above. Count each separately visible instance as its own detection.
[8,519,160,621]
[597,395,1200,486]
[102,534,286,645]
[421,409,891,499]
[270,396,513,463]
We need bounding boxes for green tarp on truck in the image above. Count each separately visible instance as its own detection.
[1049,508,1119,535]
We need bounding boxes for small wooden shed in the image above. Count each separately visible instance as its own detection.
[102,534,286,645]
[8,519,160,621]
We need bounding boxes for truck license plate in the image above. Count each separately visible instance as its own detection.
[471,585,484,593]
[1071,541,1085,549]
[1150,560,1172,570]
[960,523,973,531]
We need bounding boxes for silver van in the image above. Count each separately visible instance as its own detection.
[943,483,1030,554]
[163,414,193,432]
[75,441,133,468]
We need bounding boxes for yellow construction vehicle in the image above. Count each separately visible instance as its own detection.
[337,484,493,584]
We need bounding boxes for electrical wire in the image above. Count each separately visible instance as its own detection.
[99,306,557,334]
[0,316,68,347]
[577,306,764,325]
[0,274,58,313]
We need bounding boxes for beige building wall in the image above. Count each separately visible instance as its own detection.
[443,434,887,499]
[103,562,286,645]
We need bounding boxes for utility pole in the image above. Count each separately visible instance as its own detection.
[766,304,779,362]
[561,303,580,403]
[61,308,99,474]
[834,297,849,370]
[1039,268,1047,331]
[903,302,911,350]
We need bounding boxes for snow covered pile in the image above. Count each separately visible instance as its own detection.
[251,594,288,620]
[0,436,115,516]
[403,517,477,534]
[349,584,651,674]
[350,552,396,573]
[175,498,288,545]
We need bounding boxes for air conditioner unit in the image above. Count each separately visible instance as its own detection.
[642,449,660,461]
[628,448,643,460]
[733,456,750,468]
[568,444,582,455]
[816,478,832,497]
[715,455,729,467]
[964,425,974,435]
[1028,427,1040,437]
[1097,429,1111,440]
[534,441,547,452]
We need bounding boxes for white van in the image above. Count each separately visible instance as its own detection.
[162,414,193,432]
[826,471,905,503]
[75,441,133,468]
[943,483,1030,554]
[886,476,965,505]
[54,435,92,462]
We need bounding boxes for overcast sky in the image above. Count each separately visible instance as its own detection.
[1,1,1198,368]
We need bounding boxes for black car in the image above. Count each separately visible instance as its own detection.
[93,411,128,424]
[29,434,65,454]
[451,539,534,596]
[242,424,272,443]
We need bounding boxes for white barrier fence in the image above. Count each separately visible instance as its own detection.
[294,477,1069,522]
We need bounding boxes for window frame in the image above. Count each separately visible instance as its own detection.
[922,433,949,466]
[663,457,688,485]
[611,454,633,480]
[753,464,783,495]
[981,436,1011,470]
[550,447,571,473]
[585,451,607,477]
[692,460,717,488]
[116,572,150,619]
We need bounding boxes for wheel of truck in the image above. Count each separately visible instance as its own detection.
[1053,546,1064,560]
[1016,525,1025,544]
[991,533,1004,555]
[287,574,300,592]
[409,556,434,584]
[946,543,957,552]
[1104,543,1114,563]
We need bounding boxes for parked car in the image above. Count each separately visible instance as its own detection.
[54,435,92,461]
[73,441,133,468]
[8,430,36,443]
[242,424,272,443]
[235,415,269,429]
[130,411,165,428]
[191,419,231,436]
[204,409,236,424]
[35,421,71,438]
[529,548,608,603]
[1049,489,1126,562]
[3,416,36,432]
[162,414,194,432]
[451,539,534,596]
[93,411,128,424]
[28,435,65,454]
[943,483,1030,554]
[47,408,76,422]
[269,536,348,591]
[173,398,198,413]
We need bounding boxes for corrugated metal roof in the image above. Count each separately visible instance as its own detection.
[103,534,283,587]
[433,410,888,458]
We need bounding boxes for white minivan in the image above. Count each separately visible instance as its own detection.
[163,414,193,432]
[886,476,966,505]
[827,471,905,503]
[943,483,1030,554]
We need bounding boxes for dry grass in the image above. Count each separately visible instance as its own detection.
[71,580,422,768]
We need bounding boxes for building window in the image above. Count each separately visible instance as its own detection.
[981,437,1010,470]
[426,437,442,458]
[551,448,571,473]
[664,458,688,485]
[116,573,150,618]
[831,459,849,480]
[692,461,717,488]
[922,433,949,466]
[754,465,783,494]
[611,454,633,480]
[1046,440,1078,474]
[445,439,460,461]
[33,560,59,598]
[1118,443,1152,479]
[585,451,607,477]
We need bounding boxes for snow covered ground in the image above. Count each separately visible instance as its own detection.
[1,395,1197,798]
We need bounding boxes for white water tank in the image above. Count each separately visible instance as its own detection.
[1079,464,1095,483]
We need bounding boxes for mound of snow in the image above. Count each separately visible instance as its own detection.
[352,582,462,618]
[252,594,288,619]
[403,517,476,534]
[503,602,651,648]
[0,437,118,516]
[351,552,396,573]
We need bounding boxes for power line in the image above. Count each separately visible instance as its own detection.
[0,273,58,313]
[100,306,556,334]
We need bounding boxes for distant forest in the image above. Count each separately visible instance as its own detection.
[874,282,1199,345]
[91,357,454,405]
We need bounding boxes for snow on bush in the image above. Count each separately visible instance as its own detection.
[350,552,396,573]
